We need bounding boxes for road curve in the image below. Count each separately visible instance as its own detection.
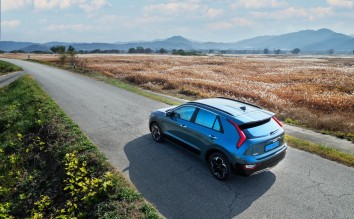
[2,58,354,219]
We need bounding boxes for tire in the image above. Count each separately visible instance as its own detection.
[150,122,163,143]
[208,152,231,181]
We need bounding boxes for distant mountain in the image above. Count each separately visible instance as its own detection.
[43,42,71,47]
[1,29,354,52]
[231,28,354,50]
[21,44,51,52]
[0,41,34,51]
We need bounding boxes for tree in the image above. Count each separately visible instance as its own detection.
[50,46,65,54]
[67,45,77,66]
[91,49,102,53]
[172,49,186,55]
[159,48,167,54]
[263,48,269,54]
[291,48,300,54]
[50,45,67,64]
[145,48,152,54]
[352,49,354,55]
[128,48,136,53]
[136,46,145,53]
[274,49,281,54]
[67,45,76,55]
[9,50,25,53]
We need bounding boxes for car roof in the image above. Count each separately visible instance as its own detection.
[189,97,263,117]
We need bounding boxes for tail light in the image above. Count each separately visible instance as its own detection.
[227,119,246,149]
[272,116,282,127]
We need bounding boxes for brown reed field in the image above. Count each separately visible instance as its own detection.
[3,53,354,139]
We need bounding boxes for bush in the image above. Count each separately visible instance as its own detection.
[0,76,160,218]
[0,60,22,74]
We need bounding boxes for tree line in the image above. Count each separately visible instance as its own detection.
[2,46,354,55]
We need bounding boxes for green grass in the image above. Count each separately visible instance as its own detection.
[0,60,22,75]
[286,135,354,167]
[285,118,354,143]
[319,130,354,143]
[0,75,160,219]
[284,118,303,127]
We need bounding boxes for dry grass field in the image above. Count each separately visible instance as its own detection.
[3,54,354,139]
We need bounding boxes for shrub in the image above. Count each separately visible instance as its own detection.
[0,76,160,218]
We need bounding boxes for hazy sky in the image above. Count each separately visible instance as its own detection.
[2,0,354,43]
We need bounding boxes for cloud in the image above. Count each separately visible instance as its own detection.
[207,18,253,30]
[2,0,31,11]
[144,1,224,20]
[207,21,234,30]
[79,0,109,13]
[251,7,333,20]
[231,0,287,9]
[232,18,254,26]
[327,0,353,8]
[34,0,72,10]
[44,23,95,32]
[98,15,167,29]
[1,20,22,28]
[144,2,202,15]
[33,0,109,12]
[205,8,224,19]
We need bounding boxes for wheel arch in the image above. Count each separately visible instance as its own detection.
[205,148,232,165]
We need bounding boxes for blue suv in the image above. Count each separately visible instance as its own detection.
[149,97,287,180]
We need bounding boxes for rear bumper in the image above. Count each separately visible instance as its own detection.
[234,149,286,176]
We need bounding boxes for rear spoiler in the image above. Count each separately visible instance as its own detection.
[234,110,275,126]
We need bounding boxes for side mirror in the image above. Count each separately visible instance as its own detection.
[166,111,173,117]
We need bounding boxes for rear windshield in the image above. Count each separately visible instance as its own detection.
[241,118,281,138]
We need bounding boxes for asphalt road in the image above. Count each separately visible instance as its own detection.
[0,71,25,87]
[2,59,354,219]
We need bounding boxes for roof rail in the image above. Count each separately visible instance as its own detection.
[216,97,262,109]
[187,101,234,116]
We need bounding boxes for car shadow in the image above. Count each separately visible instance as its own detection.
[124,134,276,219]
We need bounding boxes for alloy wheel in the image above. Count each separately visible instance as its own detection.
[151,123,162,142]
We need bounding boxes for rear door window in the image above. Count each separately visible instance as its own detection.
[195,109,222,131]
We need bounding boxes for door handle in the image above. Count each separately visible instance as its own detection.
[208,135,217,140]
[180,124,187,128]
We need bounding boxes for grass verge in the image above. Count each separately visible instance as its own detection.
[319,130,354,143]
[0,75,160,218]
[0,60,22,75]
[285,118,354,143]
[86,72,182,106]
[286,135,354,167]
